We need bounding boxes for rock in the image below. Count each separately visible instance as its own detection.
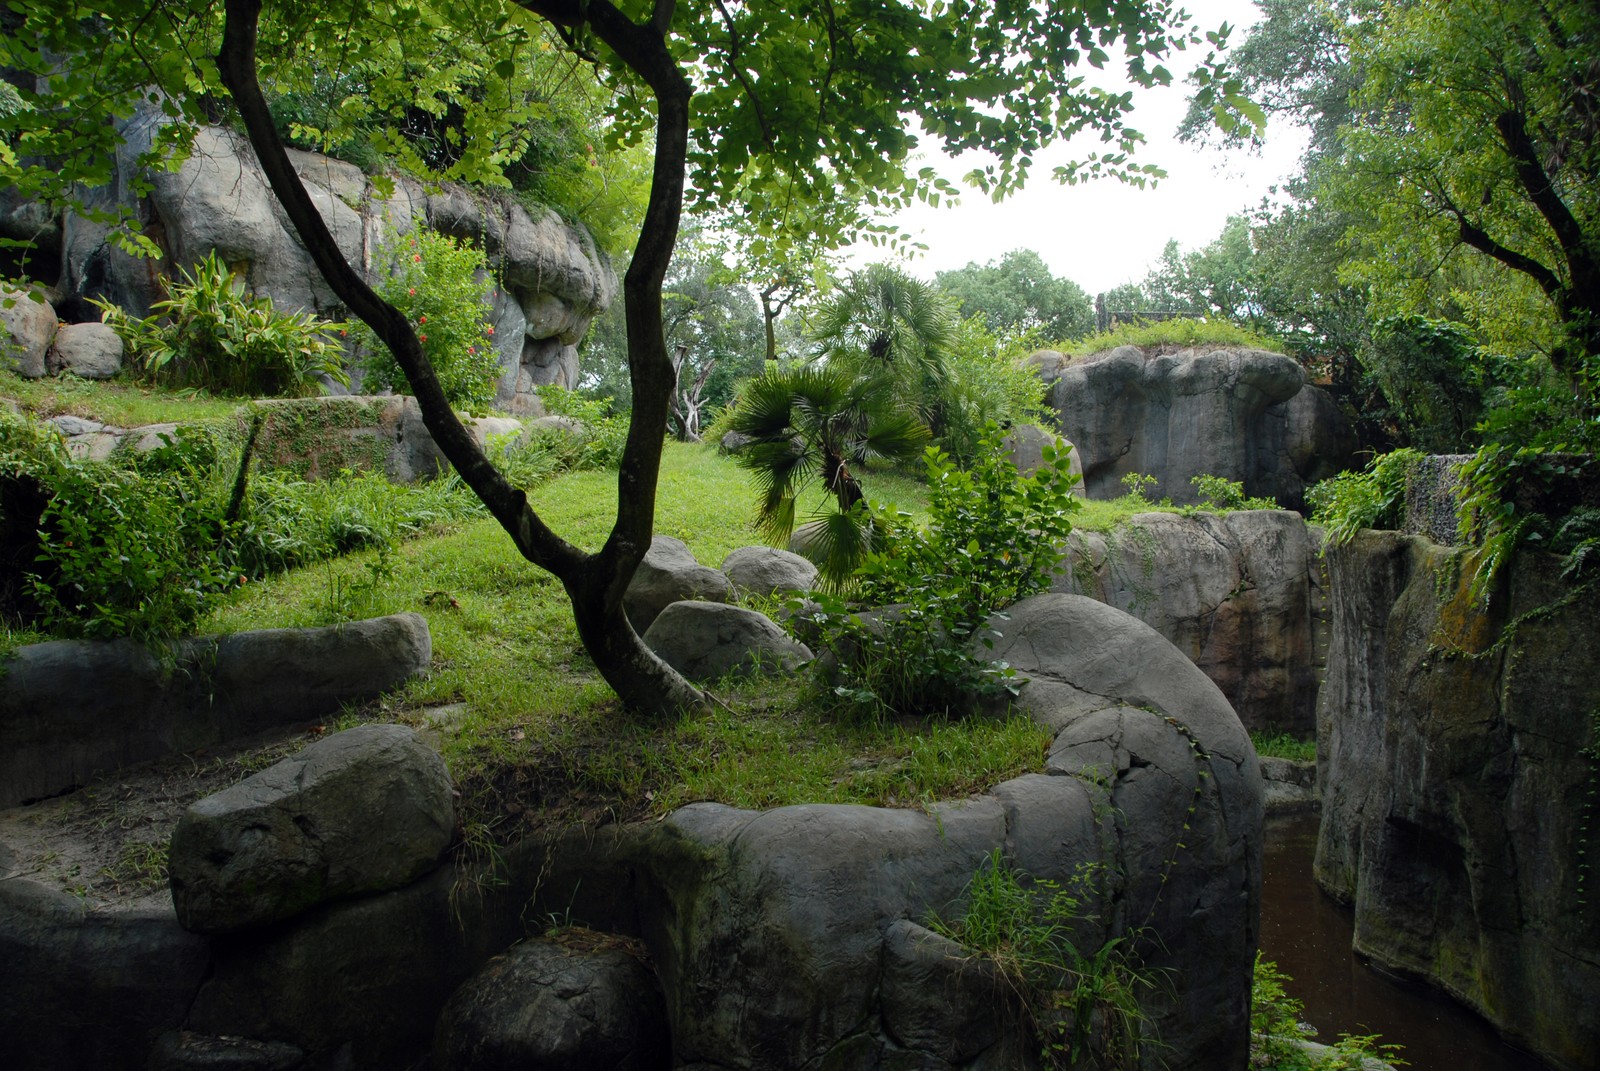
[1054,510,1326,736]
[641,602,811,682]
[1000,422,1084,495]
[879,919,1025,1067]
[718,430,752,454]
[28,110,614,406]
[981,593,1263,1068]
[433,932,671,1071]
[623,536,732,632]
[719,545,818,598]
[0,877,211,1070]
[47,321,123,378]
[1314,532,1600,1071]
[528,413,585,435]
[148,1032,307,1071]
[0,286,56,377]
[46,414,105,437]
[1,613,433,810]
[1047,344,1354,509]
[1258,756,1317,813]
[169,724,455,934]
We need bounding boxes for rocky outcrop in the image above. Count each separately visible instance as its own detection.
[623,536,732,632]
[642,602,812,682]
[434,932,671,1071]
[1054,510,1327,736]
[1045,345,1354,509]
[0,613,432,808]
[15,113,614,411]
[1,285,56,377]
[1314,532,1600,1071]
[169,725,455,934]
[1001,422,1085,494]
[0,597,1262,1071]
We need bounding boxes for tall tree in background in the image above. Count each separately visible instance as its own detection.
[935,248,1094,342]
[5,0,1220,713]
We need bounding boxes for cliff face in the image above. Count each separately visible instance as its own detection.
[1314,532,1600,1071]
[1038,344,1355,512]
[2,113,615,413]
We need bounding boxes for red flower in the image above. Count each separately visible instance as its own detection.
[419,315,427,324]
[486,326,495,335]
[413,254,422,263]
[408,287,415,295]
[420,334,428,342]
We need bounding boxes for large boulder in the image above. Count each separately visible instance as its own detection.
[23,110,614,410]
[1,285,56,377]
[1047,344,1355,509]
[169,724,455,934]
[719,545,818,599]
[623,536,732,632]
[0,613,433,809]
[1054,509,1327,735]
[48,321,123,378]
[433,932,671,1071]
[641,602,812,681]
[1000,422,1085,494]
[1314,533,1600,1071]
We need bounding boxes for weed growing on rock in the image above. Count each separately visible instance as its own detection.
[930,850,1156,1070]
[1251,954,1406,1069]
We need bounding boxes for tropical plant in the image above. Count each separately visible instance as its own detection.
[95,251,346,397]
[808,262,958,427]
[726,363,929,582]
[822,425,1079,717]
[1305,448,1424,546]
[353,228,501,411]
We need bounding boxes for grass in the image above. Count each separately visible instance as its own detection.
[1058,317,1279,358]
[1,369,247,427]
[203,441,1048,839]
[1250,732,1317,763]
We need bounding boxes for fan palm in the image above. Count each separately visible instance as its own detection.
[807,263,957,427]
[727,362,929,584]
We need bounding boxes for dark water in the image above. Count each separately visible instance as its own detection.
[1261,812,1557,1071]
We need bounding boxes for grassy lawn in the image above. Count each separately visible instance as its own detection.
[1,369,248,426]
[204,440,1048,841]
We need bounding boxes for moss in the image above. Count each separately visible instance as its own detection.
[247,396,394,480]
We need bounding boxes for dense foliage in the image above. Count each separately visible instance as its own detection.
[96,252,346,397]
[353,229,501,410]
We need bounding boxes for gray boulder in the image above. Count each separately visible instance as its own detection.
[148,1032,307,1071]
[1,612,434,809]
[1054,509,1326,735]
[642,602,811,682]
[48,321,123,378]
[1,286,56,377]
[623,536,732,632]
[433,933,671,1071]
[879,919,1025,1067]
[168,724,455,933]
[719,545,818,598]
[1048,344,1354,509]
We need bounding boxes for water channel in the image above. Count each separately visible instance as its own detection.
[1261,812,1556,1071]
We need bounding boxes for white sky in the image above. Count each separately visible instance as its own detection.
[853,0,1308,296]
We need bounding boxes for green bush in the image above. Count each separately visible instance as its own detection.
[355,228,501,410]
[96,251,347,397]
[0,415,242,641]
[937,314,1055,464]
[1305,449,1424,546]
[1251,955,1405,1069]
[820,424,1079,717]
[1189,474,1279,512]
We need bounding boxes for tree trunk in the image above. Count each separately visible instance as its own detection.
[219,0,706,715]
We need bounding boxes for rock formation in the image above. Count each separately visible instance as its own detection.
[1055,509,1328,736]
[1039,344,1355,510]
[2,112,615,413]
[1315,532,1599,1071]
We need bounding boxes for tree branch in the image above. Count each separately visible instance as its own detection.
[218,0,584,578]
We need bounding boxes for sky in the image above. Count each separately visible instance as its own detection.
[857,0,1309,297]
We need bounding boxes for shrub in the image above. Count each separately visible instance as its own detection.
[96,251,347,397]
[0,415,242,641]
[938,314,1055,464]
[820,424,1079,717]
[1189,474,1278,512]
[354,228,501,411]
[1305,449,1425,546]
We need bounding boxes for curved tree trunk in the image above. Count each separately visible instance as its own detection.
[218,0,706,715]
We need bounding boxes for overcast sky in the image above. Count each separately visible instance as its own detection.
[856,0,1309,296]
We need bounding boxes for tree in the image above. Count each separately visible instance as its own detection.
[1334,0,1599,403]
[724,363,928,585]
[936,248,1094,342]
[5,0,1214,714]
